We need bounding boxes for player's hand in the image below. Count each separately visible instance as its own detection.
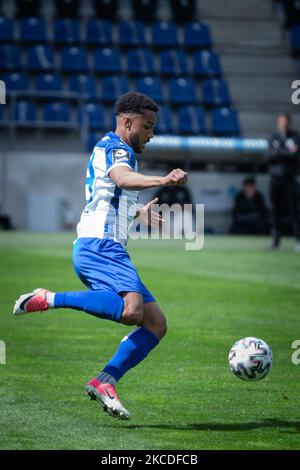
[162,169,188,186]
[136,198,164,227]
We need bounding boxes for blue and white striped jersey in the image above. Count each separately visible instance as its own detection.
[76,131,139,246]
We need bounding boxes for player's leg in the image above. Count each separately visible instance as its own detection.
[269,180,282,248]
[13,287,124,322]
[86,296,167,419]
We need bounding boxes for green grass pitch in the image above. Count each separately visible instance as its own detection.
[0,232,300,450]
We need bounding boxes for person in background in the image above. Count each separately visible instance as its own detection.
[230,177,269,235]
[268,112,300,251]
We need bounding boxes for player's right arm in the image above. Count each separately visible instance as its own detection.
[109,166,188,190]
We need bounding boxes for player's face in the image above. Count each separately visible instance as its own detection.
[129,110,157,153]
[277,115,290,134]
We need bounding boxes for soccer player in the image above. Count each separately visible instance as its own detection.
[13,92,188,420]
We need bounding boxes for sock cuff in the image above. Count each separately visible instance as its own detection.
[54,292,66,308]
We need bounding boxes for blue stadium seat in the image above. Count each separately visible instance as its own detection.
[94,48,121,74]
[184,22,212,49]
[20,17,47,43]
[2,73,28,91]
[102,76,129,102]
[127,48,155,75]
[177,106,206,135]
[118,21,146,47]
[0,17,14,42]
[211,108,240,136]
[159,50,188,76]
[0,105,3,121]
[193,50,221,78]
[79,103,104,130]
[291,25,300,53]
[169,78,197,104]
[156,106,173,134]
[14,100,37,123]
[27,45,55,71]
[0,45,21,70]
[202,79,231,107]
[35,74,62,92]
[61,47,88,73]
[54,18,80,44]
[43,102,71,123]
[86,19,112,46]
[87,132,99,152]
[152,21,178,47]
[69,75,97,99]
[136,76,163,102]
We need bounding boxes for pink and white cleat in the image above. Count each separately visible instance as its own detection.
[13,288,51,315]
[85,378,131,420]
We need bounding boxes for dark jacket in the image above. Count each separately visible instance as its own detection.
[268,130,300,180]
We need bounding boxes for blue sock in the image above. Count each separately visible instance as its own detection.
[100,327,159,382]
[54,291,123,323]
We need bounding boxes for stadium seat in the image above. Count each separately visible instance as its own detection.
[55,0,80,17]
[177,106,206,135]
[184,22,212,49]
[93,0,118,21]
[171,0,196,23]
[61,47,88,73]
[131,0,157,22]
[156,106,173,134]
[1,73,29,91]
[127,48,155,75]
[79,103,105,130]
[87,132,101,152]
[118,21,146,47]
[136,76,163,102]
[86,19,112,46]
[43,102,71,124]
[211,108,240,136]
[102,75,129,102]
[54,18,81,44]
[69,75,97,99]
[291,25,300,53]
[152,21,178,48]
[27,45,55,71]
[14,100,37,123]
[202,79,231,107]
[0,45,21,70]
[20,17,47,43]
[0,17,14,42]
[159,50,188,76]
[35,74,62,92]
[169,78,197,105]
[0,105,3,121]
[94,48,122,74]
[193,50,222,78]
[16,0,41,18]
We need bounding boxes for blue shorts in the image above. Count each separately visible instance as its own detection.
[73,238,155,304]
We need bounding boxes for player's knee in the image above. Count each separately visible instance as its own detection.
[156,317,168,339]
[121,305,144,325]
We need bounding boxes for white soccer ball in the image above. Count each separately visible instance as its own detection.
[228,337,273,381]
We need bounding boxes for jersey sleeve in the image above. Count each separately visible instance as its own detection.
[105,146,135,176]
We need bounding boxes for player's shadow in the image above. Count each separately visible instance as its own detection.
[115,419,300,433]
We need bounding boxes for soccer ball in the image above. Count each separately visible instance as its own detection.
[228,337,273,381]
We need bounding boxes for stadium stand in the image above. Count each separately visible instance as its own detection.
[0,0,245,151]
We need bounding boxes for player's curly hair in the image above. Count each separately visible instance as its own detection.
[114,92,159,115]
